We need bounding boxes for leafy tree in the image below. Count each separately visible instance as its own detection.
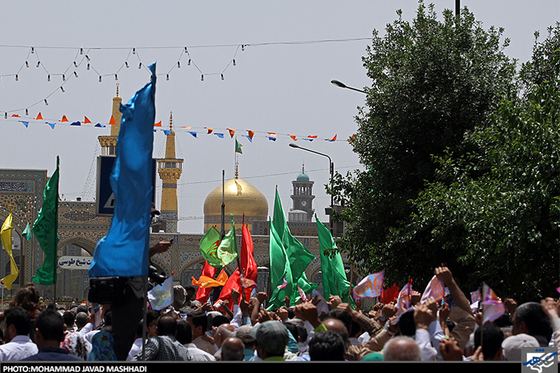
[333,2,518,290]
[382,24,560,302]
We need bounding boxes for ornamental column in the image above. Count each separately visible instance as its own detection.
[157,112,183,232]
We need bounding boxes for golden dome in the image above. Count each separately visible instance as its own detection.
[203,176,268,233]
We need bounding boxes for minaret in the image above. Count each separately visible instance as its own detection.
[157,112,183,232]
[98,84,122,155]
[290,163,315,222]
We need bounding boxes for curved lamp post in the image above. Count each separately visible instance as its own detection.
[330,80,367,94]
[289,143,335,235]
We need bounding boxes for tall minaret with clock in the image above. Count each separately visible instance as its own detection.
[290,164,315,222]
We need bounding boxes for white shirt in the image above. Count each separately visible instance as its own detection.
[127,338,143,361]
[0,335,39,361]
[184,343,216,361]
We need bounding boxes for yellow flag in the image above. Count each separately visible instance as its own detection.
[1,207,18,290]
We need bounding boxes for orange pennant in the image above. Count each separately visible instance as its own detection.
[227,128,236,138]
[60,115,69,122]
[35,113,43,120]
[191,269,229,289]
[205,127,213,134]
[109,115,116,125]
[83,116,91,124]
[289,134,298,141]
[247,130,255,140]
[154,121,162,127]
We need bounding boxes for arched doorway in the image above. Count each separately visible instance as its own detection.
[53,238,96,303]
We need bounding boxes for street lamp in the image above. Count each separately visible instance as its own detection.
[289,143,335,235]
[330,80,367,94]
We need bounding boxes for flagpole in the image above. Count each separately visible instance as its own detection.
[237,215,245,303]
[221,170,225,239]
[141,276,148,361]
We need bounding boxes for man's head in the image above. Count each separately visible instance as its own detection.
[308,330,346,361]
[146,309,160,338]
[157,314,178,337]
[184,285,196,300]
[512,302,552,344]
[382,336,422,361]
[474,323,504,361]
[176,319,192,345]
[221,337,245,361]
[34,309,66,348]
[326,308,353,336]
[235,325,256,349]
[75,312,88,329]
[250,320,289,359]
[4,306,32,342]
[284,318,308,344]
[187,309,207,339]
[215,323,236,348]
[62,310,76,329]
[322,318,349,346]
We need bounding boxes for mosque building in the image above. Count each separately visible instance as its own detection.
[0,90,352,302]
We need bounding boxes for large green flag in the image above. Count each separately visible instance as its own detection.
[271,189,314,284]
[199,226,222,268]
[32,156,60,285]
[216,214,239,267]
[267,216,293,310]
[316,215,352,304]
[199,215,239,269]
[268,188,315,309]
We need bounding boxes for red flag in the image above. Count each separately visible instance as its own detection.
[217,268,241,311]
[240,220,257,301]
[195,260,217,303]
[381,283,399,304]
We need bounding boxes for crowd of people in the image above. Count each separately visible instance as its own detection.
[0,266,558,364]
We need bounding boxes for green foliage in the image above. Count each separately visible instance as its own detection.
[336,13,560,301]
[335,2,518,291]
[392,67,560,302]
[337,8,560,301]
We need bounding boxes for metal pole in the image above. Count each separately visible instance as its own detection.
[221,170,225,239]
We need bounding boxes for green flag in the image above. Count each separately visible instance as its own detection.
[272,189,315,287]
[32,156,60,285]
[216,214,239,267]
[267,216,293,310]
[316,215,352,304]
[199,226,223,268]
[22,223,32,241]
[268,188,315,308]
[235,139,243,154]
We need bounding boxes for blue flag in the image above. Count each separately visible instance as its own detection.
[89,63,157,278]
